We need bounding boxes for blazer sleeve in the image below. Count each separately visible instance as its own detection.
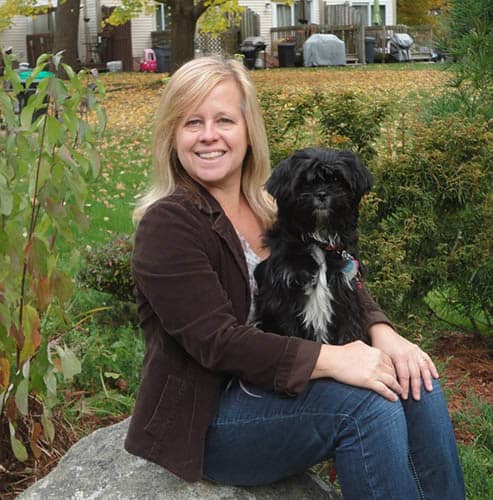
[132,199,321,396]
[357,286,393,331]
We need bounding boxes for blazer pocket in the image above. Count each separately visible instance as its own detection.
[144,375,185,440]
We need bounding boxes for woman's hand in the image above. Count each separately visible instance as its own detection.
[369,323,439,401]
[311,340,403,402]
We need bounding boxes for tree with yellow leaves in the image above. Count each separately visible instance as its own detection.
[1,0,245,72]
[0,0,52,31]
[397,0,444,26]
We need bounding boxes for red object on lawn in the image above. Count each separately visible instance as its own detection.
[140,49,157,72]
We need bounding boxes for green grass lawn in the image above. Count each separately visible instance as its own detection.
[82,128,153,245]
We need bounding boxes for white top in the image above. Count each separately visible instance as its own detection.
[236,231,262,325]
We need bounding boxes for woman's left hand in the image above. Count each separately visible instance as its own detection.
[369,323,439,401]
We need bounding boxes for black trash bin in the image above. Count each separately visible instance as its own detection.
[153,47,171,73]
[278,42,296,67]
[239,37,266,70]
[364,37,376,64]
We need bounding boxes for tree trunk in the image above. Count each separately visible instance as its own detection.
[53,0,81,72]
[169,0,207,73]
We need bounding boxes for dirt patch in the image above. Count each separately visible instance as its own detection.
[432,331,492,444]
[434,330,492,407]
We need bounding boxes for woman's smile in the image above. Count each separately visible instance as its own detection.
[196,150,226,160]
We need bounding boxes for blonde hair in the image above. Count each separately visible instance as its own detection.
[133,56,275,226]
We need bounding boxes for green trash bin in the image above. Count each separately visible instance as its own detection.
[16,69,53,120]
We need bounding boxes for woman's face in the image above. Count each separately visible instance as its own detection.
[174,79,249,193]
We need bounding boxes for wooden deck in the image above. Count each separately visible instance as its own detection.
[269,24,435,66]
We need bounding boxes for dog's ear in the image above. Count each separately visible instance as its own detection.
[265,155,301,204]
[338,151,373,202]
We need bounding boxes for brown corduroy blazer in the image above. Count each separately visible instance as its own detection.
[124,184,390,482]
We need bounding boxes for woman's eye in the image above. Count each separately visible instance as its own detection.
[218,117,233,124]
[185,119,201,128]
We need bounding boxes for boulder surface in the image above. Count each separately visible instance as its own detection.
[19,417,342,499]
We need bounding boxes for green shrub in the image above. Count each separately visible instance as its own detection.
[59,319,144,421]
[65,322,144,399]
[78,235,134,303]
[258,89,318,166]
[0,53,106,462]
[361,113,493,335]
[445,0,493,95]
[317,92,390,163]
[258,90,390,166]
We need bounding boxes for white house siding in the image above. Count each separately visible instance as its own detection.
[238,1,322,53]
[129,14,153,61]
[239,1,273,52]
[78,0,153,67]
[79,0,100,64]
[0,14,32,62]
[312,2,321,25]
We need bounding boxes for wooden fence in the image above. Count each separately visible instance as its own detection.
[240,7,260,39]
[26,34,53,68]
[270,24,318,58]
[318,25,362,63]
[270,24,361,63]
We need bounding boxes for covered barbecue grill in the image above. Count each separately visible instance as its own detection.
[388,33,414,62]
[303,34,346,67]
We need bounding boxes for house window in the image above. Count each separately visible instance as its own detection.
[156,2,170,31]
[370,5,386,26]
[276,1,312,27]
[295,1,311,24]
[276,4,291,27]
[352,2,387,26]
[32,11,55,34]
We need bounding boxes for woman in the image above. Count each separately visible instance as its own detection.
[125,56,465,499]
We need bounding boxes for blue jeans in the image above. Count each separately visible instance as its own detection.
[204,378,465,499]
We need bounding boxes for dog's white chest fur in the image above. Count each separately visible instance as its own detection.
[301,246,334,342]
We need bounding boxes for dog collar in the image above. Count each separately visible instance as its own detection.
[321,244,363,289]
[322,243,344,253]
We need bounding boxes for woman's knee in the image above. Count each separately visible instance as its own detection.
[307,379,406,429]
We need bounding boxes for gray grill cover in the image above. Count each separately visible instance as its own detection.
[303,34,346,66]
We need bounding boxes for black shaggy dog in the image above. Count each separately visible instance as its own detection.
[254,147,373,345]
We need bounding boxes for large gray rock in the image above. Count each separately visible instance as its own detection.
[19,417,341,499]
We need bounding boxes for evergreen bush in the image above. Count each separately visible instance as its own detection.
[259,89,390,166]
[361,113,492,336]
[78,235,134,303]
[317,92,390,163]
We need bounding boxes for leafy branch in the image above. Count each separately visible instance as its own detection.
[0,51,106,462]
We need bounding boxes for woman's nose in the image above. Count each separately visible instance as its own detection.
[199,121,219,142]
